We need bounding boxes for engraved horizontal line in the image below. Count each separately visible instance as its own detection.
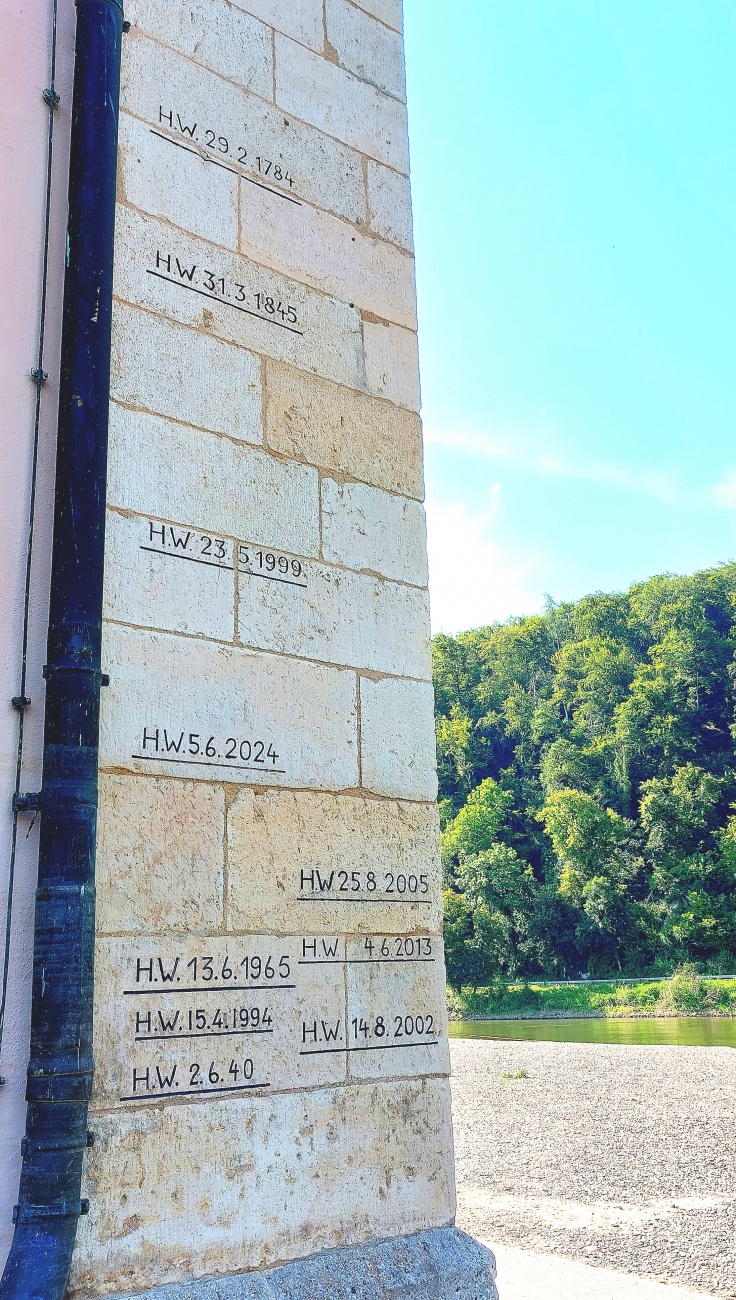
[139,545,233,572]
[123,984,296,996]
[296,896,432,904]
[146,269,305,335]
[297,958,436,965]
[95,1072,451,1119]
[120,1081,270,1102]
[300,1041,439,1057]
[243,568,308,589]
[139,543,309,588]
[149,127,304,206]
[131,754,287,774]
[135,1028,274,1041]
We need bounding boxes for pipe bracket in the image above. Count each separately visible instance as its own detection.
[42,664,109,684]
[12,1201,89,1226]
[12,791,42,814]
[20,1134,94,1157]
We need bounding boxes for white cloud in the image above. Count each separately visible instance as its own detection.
[426,488,541,635]
[425,424,679,503]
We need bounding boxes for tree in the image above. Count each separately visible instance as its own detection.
[432,562,736,978]
[538,790,640,971]
[442,890,493,990]
[457,844,539,977]
[640,766,735,960]
[440,778,512,875]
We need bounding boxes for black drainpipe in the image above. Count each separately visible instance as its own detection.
[0,0,123,1293]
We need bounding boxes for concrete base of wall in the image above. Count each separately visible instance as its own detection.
[112,1228,497,1300]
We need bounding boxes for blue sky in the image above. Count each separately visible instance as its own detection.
[403,0,736,633]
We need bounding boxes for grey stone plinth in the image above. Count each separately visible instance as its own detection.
[113,1229,497,1300]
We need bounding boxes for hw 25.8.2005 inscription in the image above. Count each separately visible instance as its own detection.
[298,868,431,904]
[133,727,285,775]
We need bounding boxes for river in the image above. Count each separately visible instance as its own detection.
[448,1016,736,1047]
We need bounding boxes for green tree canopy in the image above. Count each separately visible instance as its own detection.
[436,563,736,979]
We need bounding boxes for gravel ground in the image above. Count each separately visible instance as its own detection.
[450,1038,736,1297]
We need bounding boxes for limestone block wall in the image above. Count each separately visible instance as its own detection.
[65,0,456,1293]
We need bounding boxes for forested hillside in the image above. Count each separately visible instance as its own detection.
[435,564,736,983]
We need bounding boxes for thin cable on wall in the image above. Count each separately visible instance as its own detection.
[0,0,60,1072]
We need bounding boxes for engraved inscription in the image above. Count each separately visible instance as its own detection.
[155,106,301,203]
[143,519,308,589]
[297,935,441,1058]
[297,867,431,903]
[148,250,302,333]
[101,935,445,1105]
[122,1054,266,1102]
[134,726,284,775]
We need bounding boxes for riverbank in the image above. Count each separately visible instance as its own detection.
[450,1038,736,1296]
[447,969,736,1021]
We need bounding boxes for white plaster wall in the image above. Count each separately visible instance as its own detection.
[0,0,75,1267]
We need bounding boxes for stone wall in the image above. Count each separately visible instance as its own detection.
[66,1,457,1292]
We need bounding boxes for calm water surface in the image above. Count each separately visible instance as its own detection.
[448,1017,736,1047]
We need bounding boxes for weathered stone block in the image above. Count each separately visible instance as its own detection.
[321,478,428,586]
[229,0,324,50]
[126,0,273,98]
[236,559,431,678]
[99,625,359,792]
[263,1230,497,1300]
[91,934,349,1107]
[349,0,404,33]
[122,37,367,225]
[111,303,263,444]
[70,1080,455,1295]
[239,183,416,329]
[96,775,225,935]
[364,318,421,410]
[264,362,423,499]
[275,35,409,172]
[360,677,438,801]
[106,406,319,558]
[119,112,238,251]
[114,208,364,391]
[105,1230,498,1300]
[103,510,236,642]
[325,0,406,100]
[368,160,413,250]
[227,789,442,933]
[345,935,449,1080]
